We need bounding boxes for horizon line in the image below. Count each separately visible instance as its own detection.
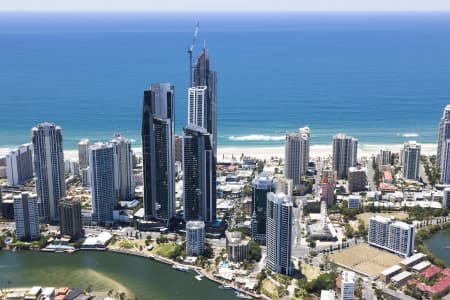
[2,10,450,14]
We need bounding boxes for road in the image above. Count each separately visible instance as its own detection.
[366,158,377,191]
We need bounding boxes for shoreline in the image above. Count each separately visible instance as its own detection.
[0,143,437,162]
[2,247,261,299]
[107,248,262,299]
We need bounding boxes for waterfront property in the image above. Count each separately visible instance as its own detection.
[368,215,415,257]
[186,221,205,256]
[14,192,40,241]
[266,192,293,275]
[32,122,65,223]
[225,231,249,262]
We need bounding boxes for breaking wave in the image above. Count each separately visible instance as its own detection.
[397,133,419,138]
[228,134,285,141]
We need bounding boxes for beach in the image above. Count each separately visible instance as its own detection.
[1,143,436,163]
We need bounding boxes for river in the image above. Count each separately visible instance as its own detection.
[0,251,240,299]
[425,227,450,266]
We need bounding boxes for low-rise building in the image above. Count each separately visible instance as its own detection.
[380,265,402,283]
[391,271,412,287]
[399,253,426,270]
[412,261,431,273]
[347,195,361,209]
[81,232,112,249]
[320,290,335,300]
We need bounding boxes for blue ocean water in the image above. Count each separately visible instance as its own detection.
[1,12,450,149]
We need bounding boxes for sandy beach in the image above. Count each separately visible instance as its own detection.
[1,143,437,163]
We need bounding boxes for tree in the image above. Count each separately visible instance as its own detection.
[256,161,264,174]
[248,240,262,261]
[243,185,252,197]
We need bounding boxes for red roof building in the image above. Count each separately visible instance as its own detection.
[420,265,442,280]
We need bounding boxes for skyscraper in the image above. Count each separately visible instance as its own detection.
[90,143,115,224]
[183,125,215,222]
[442,139,450,184]
[402,141,421,180]
[332,134,358,180]
[188,86,208,129]
[443,187,450,209]
[379,149,392,166]
[141,83,176,223]
[14,192,40,241]
[59,196,83,240]
[32,122,65,223]
[5,143,33,187]
[111,133,134,201]
[78,139,90,169]
[188,48,218,223]
[437,105,450,174]
[192,47,217,151]
[285,127,310,185]
[266,192,293,275]
[251,173,274,244]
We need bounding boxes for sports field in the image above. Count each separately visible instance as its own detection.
[330,244,403,277]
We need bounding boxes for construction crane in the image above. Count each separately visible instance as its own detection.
[188,21,199,87]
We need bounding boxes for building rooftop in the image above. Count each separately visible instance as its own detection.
[412,261,431,272]
[342,271,355,283]
[391,271,412,283]
[381,265,402,276]
[400,253,426,266]
[420,265,442,279]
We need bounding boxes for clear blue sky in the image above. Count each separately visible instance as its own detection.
[1,0,450,12]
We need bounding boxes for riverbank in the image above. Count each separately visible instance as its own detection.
[0,250,240,300]
[416,222,450,268]
[108,247,262,299]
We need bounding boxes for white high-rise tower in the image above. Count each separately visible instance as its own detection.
[32,122,65,222]
[437,105,450,174]
[266,192,293,275]
[285,126,310,185]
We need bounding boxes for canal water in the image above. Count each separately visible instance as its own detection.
[0,251,239,299]
[425,227,450,266]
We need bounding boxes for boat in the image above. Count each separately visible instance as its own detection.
[218,285,232,290]
[235,291,252,299]
[195,275,203,281]
[172,264,190,272]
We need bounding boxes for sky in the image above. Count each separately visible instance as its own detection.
[1,0,450,12]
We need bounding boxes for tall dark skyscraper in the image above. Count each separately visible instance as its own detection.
[32,122,65,223]
[192,48,217,151]
[186,47,217,223]
[251,173,274,244]
[141,83,176,223]
[59,196,83,240]
[332,133,358,180]
[183,125,215,222]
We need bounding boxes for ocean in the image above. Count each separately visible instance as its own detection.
[1,12,450,150]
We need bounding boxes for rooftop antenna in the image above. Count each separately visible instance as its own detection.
[188,21,200,87]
